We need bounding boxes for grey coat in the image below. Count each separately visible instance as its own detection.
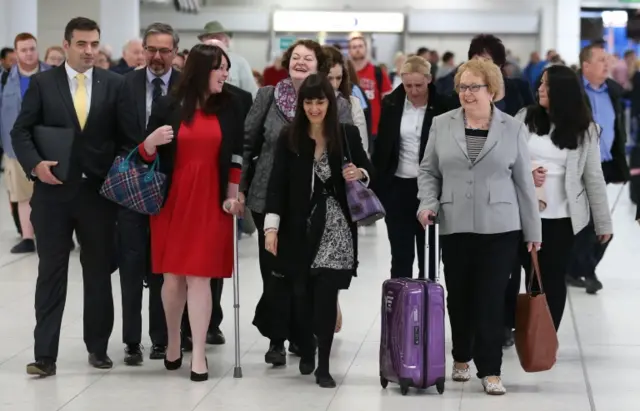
[417,107,542,243]
[515,109,612,235]
[240,85,354,213]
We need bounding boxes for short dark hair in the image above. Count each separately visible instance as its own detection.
[579,42,605,66]
[281,39,330,76]
[0,47,13,59]
[143,22,179,49]
[64,17,101,43]
[468,34,506,67]
[624,49,636,59]
[417,47,429,56]
[173,43,231,123]
[442,51,454,63]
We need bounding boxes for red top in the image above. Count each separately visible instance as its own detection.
[263,65,288,87]
[356,62,392,136]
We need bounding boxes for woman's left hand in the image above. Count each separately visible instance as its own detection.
[223,198,244,216]
[527,242,542,252]
[597,234,612,244]
[342,163,363,182]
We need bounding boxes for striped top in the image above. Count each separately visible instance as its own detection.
[465,128,489,163]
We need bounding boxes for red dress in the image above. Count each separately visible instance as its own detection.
[141,111,239,278]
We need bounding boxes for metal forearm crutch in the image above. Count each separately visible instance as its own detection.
[232,216,242,378]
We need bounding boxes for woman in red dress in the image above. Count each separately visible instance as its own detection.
[140,44,244,382]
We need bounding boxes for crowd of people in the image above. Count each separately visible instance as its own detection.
[0,15,638,397]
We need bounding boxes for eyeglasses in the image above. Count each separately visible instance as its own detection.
[145,46,174,56]
[458,84,487,93]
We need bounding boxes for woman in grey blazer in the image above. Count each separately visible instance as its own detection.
[239,39,353,366]
[516,65,612,331]
[417,59,541,395]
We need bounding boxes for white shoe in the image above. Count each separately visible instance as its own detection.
[482,376,506,395]
[452,364,471,382]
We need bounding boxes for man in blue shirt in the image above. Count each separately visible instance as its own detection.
[567,43,629,295]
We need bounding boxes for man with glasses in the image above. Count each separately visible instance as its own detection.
[118,22,181,365]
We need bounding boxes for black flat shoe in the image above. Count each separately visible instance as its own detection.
[566,275,586,288]
[190,358,208,382]
[88,353,113,369]
[502,328,515,348]
[265,342,286,366]
[299,356,315,375]
[585,277,603,295]
[314,371,336,388]
[124,344,143,366]
[149,345,166,360]
[26,360,56,377]
[206,329,226,345]
[164,352,183,371]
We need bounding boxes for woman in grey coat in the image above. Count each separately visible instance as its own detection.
[516,65,612,332]
[240,39,353,367]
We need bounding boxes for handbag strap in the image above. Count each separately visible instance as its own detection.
[527,249,545,294]
[342,124,352,164]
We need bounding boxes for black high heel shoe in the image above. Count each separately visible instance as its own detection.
[190,358,209,382]
[164,352,183,371]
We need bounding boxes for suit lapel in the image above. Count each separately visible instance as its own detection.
[450,109,469,160]
[54,66,81,131]
[135,70,147,132]
[473,109,505,165]
[85,69,105,130]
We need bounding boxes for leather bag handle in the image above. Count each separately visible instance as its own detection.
[527,249,545,294]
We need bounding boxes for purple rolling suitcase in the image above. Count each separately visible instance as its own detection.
[379,222,446,395]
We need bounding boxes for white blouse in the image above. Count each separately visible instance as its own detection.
[528,132,570,219]
[395,98,426,179]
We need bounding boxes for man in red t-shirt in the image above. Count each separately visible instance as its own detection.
[348,36,392,154]
[263,55,288,86]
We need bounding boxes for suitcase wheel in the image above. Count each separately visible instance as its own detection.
[436,377,445,395]
[380,376,388,389]
[400,381,410,396]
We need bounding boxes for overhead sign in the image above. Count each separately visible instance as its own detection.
[279,36,296,51]
[273,11,404,33]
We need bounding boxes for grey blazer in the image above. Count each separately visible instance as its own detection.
[515,109,612,235]
[418,107,542,243]
[240,85,354,213]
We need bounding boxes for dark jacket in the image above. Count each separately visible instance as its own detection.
[265,124,372,278]
[372,83,449,195]
[144,90,246,207]
[580,75,630,184]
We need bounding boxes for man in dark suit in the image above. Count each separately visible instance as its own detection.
[11,17,138,377]
[180,80,253,348]
[118,22,181,365]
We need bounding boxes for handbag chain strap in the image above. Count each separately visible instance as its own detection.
[527,249,545,294]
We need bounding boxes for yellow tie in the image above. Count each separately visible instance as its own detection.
[74,73,88,129]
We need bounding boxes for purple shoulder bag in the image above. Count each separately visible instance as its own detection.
[342,126,386,225]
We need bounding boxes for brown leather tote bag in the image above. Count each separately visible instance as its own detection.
[515,249,559,372]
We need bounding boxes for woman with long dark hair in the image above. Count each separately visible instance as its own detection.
[516,65,612,330]
[263,74,372,388]
[140,44,244,381]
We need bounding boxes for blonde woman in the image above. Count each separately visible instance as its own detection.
[417,59,541,395]
[372,56,448,281]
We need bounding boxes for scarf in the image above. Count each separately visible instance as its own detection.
[274,77,297,121]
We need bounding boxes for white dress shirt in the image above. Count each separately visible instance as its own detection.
[395,98,426,179]
[528,132,570,219]
[64,62,93,116]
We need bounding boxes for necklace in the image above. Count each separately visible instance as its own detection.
[463,107,493,130]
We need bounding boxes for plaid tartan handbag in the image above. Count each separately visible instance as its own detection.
[342,126,386,225]
[100,147,167,215]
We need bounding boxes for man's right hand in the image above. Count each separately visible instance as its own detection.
[34,161,62,185]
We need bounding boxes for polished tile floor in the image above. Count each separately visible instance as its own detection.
[0,185,637,411]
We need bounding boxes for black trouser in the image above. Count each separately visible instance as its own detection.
[117,207,166,346]
[31,182,116,361]
[383,177,436,280]
[567,161,616,280]
[298,273,340,375]
[441,231,519,378]
[522,218,574,331]
[504,231,528,330]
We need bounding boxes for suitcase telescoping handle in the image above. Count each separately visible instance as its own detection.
[424,214,440,282]
[232,215,242,378]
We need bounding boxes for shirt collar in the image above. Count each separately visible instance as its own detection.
[404,97,427,111]
[582,75,608,93]
[65,62,93,82]
[147,67,172,86]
